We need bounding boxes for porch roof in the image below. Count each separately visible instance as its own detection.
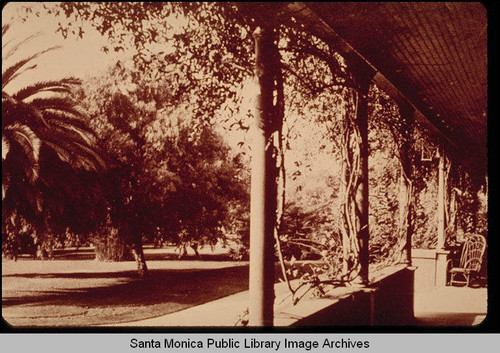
[250,2,487,177]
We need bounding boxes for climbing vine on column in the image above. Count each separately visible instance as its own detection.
[387,102,416,264]
[337,87,363,281]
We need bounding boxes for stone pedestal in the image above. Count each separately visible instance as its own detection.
[435,249,450,287]
[412,249,450,289]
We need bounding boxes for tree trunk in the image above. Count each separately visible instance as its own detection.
[191,243,201,259]
[128,223,149,278]
[131,245,148,278]
[93,226,132,261]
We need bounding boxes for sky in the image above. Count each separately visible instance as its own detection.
[2,2,128,93]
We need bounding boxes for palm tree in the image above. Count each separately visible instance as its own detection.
[2,24,106,256]
[2,24,105,205]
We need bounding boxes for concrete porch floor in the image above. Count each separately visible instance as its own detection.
[113,275,488,327]
[413,285,487,326]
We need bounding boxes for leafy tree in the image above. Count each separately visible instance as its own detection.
[81,61,249,266]
[151,120,249,256]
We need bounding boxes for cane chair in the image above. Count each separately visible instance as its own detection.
[447,234,486,286]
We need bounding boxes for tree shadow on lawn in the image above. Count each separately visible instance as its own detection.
[3,270,141,280]
[145,253,237,261]
[44,248,236,262]
[2,265,249,326]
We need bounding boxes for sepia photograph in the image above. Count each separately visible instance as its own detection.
[2,2,488,332]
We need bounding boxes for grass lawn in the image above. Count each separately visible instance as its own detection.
[2,246,249,327]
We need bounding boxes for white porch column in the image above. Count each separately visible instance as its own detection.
[249,26,278,326]
[437,142,446,250]
[436,142,449,286]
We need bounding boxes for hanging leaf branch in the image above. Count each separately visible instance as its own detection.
[269,23,335,304]
[271,32,296,297]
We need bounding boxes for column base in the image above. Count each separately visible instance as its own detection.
[435,249,450,287]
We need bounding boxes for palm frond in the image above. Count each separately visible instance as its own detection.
[30,96,85,112]
[2,91,15,102]
[2,46,61,89]
[42,140,72,164]
[41,109,94,134]
[2,123,41,183]
[1,37,17,57]
[2,135,10,160]
[2,25,44,63]
[72,141,107,171]
[2,97,49,128]
[42,137,106,172]
[39,121,95,149]
[13,78,82,101]
[5,63,38,86]
[3,123,41,160]
[2,24,10,37]
[33,102,95,141]
[2,173,11,200]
